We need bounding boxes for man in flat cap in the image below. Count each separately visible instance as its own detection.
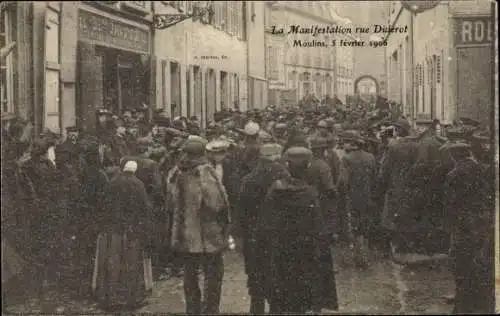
[258,146,326,314]
[166,137,230,314]
[238,142,289,314]
[443,141,495,314]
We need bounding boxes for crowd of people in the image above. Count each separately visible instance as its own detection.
[1,95,495,314]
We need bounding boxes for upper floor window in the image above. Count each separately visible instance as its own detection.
[268,46,280,80]
[1,4,16,117]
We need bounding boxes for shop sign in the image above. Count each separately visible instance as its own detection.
[78,10,149,53]
[454,17,493,46]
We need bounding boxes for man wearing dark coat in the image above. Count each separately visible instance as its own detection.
[443,142,495,314]
[337,131,377,268]
[57,126,82,167]
[239,143,289,314]
[109,119,131,166]
[306,137,339,311]
[258,146,325,314]
[378,118,419,255]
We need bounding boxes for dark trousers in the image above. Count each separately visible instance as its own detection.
[182,252,224,314]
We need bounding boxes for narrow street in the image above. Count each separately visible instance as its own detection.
[4,247,454,315]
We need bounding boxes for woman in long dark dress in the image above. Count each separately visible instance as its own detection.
[92,160,153,311]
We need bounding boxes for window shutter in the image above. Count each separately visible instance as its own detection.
[436,55,441,83]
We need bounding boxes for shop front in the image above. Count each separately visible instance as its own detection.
[77,6,151,131]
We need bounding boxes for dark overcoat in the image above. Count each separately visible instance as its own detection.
[100,172,153,241]
[238,160,289,297]
[378,137,418,231]
[443,158,495,314]
[337,149,377,236]
[258,177,324,313]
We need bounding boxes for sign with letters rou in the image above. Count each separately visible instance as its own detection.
[78,10,150,53]
[454,16,493,46]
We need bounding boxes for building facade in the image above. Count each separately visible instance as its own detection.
[386,0,493,127]
[266,1,355,107]
[154,1,248,127]
[246,1,267,110]
[334,1,389,97]
[1,1,154,134]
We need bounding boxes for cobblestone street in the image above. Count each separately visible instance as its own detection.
[4,247,455,315]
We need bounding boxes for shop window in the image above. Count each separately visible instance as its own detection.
[1,4,16,117]
[268,46,279,80]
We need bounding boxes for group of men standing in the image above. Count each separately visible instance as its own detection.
[1,100,495,314]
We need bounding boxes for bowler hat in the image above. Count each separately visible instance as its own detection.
[341,130,365,145]
[309,137,328,149]
[282,146,313,164]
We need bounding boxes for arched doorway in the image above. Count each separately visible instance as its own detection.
[354,75,379,103]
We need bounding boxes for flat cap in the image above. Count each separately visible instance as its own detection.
[165,127,189,138]
[187,134,209,146]
[439,141,472,152]
[309,137,328,149]
[206,139,231,153]
[317,120,328,128]
[341,130,365,144]
[282,146,313,164]
[259,143,283,161]
[182,139,206,155]
[154,117,171,128]
[258,130,274,143]
[275,123,288,130]
[65,126,79,133]
[137,137,154,146]
[391,118,411,131]
[96,108,113,116]
[459,117,481,127]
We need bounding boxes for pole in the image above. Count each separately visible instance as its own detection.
[410,11,416,129]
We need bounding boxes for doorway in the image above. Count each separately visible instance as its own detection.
[101,47,149,116]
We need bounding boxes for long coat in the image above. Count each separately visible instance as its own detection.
[93,171,153,308]
[378,137,418,231]
[239,160,289,297]
[443,158,495,314]
[258,177,324,313]
[337,149,377,236]
[166,157,231,254]
[20,156,62,268]
[306,157,336,235]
